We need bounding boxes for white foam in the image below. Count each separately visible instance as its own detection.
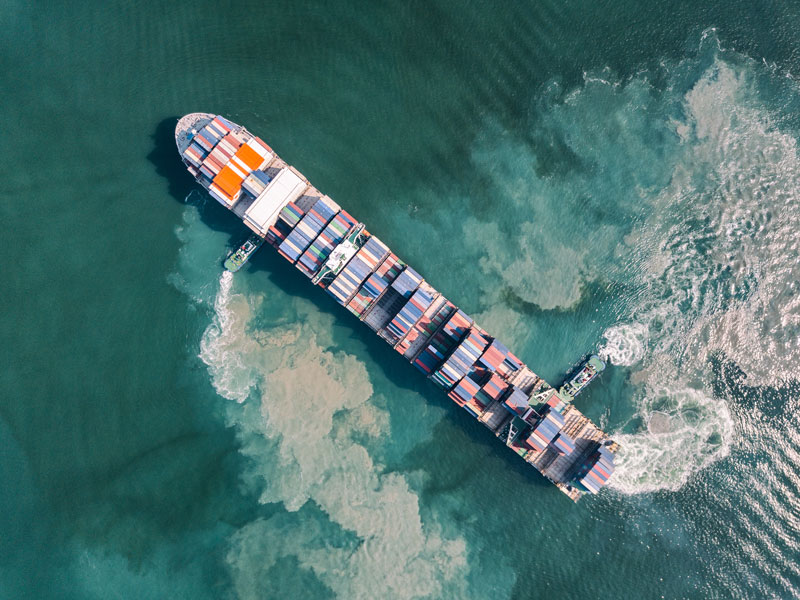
[592,49,800,493]
[198,271,259,403]
[599,322,648,366]
[611,385,735,493]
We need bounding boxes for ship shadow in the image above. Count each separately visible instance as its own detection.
[148,117,246,244]
[149,116,554,494]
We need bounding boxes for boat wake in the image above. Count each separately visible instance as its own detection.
[598,44,800,494]
[598,323,648,367]
[198,270,259,403]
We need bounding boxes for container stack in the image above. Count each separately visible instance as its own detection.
[541,390,568,414]
[502,386,533,416]
[202,133,240,178]
[193,127,219,152]
[430,327,490,390]
[266,201,305,246]
[277,197,339,263]
[467,373,508,417]
[347,253,403,317]
[524,408,566,452]
[185,115,273,209]
[575,445,616,494]
[296,210,356,278]
[208,115,232,136]
[448,374,482,410]
[326,236,389,306]
[391,267,422,299]
[382,287,436,346]
[414,309,473,375]
[182,141,208,169]
[210,139,273,206]
[203,133,244,205]
[476,339,523,379]
[242,170,273,198]
[550,432,576,456]
[375,253,404,282]
[399,298,453,359]
[348,272,389,317]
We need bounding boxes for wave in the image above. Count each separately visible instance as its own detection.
[606,50,800,492]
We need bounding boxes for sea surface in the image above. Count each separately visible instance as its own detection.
[2,1,800,598]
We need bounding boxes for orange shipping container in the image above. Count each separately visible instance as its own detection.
[213,165,244,198]
[235,143,265,171]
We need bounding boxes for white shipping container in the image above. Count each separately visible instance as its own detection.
[244,169,308,233]
[226,161,247,179]
[218,140,235,155]
[230,156,251,175]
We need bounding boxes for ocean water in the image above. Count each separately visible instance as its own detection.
[3,1,800,598]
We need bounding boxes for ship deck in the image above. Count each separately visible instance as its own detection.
[177,113,619,502]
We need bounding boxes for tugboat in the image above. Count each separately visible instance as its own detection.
[224,234,264,272]
[560,355,606,399]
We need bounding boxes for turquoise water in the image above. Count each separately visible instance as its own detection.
[3,1,800,598]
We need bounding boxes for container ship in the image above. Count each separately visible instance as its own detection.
[175,113,618,500]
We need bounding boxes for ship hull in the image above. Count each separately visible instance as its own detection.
[174,114,618,500]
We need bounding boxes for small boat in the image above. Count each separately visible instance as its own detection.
[224,234,264,272]
[560,355,606,399]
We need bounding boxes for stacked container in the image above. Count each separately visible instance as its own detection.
[476,339,523,379]
[398,297,451,358]
[502,386,532,416]
[297,210,356,278]
[348,272,389,317]
[382,287,435,345]
[347,254,403,316]
[430,327,490,390]
[448,374,481,407]
[576,445,615,494]
[209,115,232,136]
[204,133,241,176]
[182,142,208,168]
[193,129,218,152]
[414,309,473,375]
[326,236,389,305]
[467,373,508,416]
[265,201,304,246]
[242,170,272,198]
[524,408,566,452]
[550,432,576,456]
[541,390,568,414]
[277,197,339,263]
[391,267,423,298]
